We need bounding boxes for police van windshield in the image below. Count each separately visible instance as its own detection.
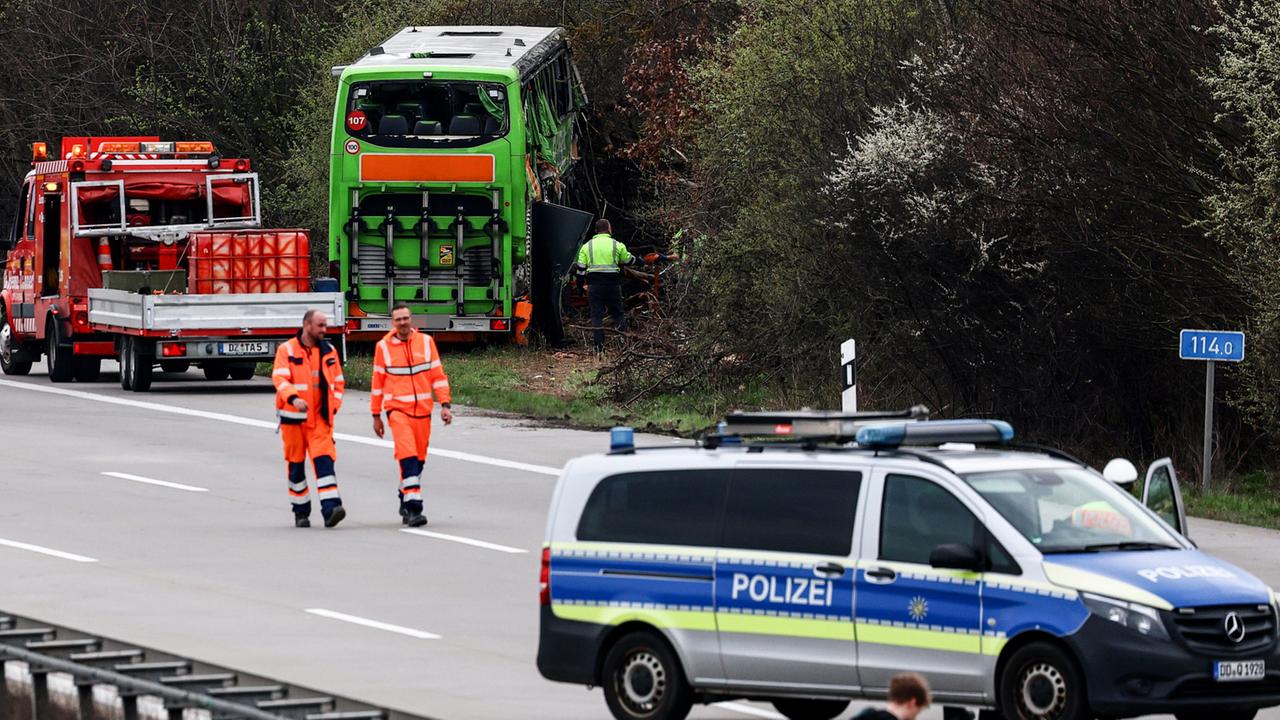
[345,80,508,148]
[959,467,1181,553]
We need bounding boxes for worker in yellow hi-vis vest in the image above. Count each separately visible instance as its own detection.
[574,219,635,353]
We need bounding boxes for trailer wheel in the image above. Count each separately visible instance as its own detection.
[120,336,153,392]
[73,358,101,382]
[119,338,134,391]
[45,317,75,383]
[128,337,154,392]
[0,306,32,376]
[204,365,230,381]
[228,364,256,381]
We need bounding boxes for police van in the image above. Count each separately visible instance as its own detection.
[536,409,1280,720]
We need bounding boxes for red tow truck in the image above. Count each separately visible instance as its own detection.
[0,137,343,391]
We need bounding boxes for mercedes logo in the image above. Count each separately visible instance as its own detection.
[1223,612,1247,643]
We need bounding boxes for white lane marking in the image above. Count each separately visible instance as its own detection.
[0,379,562,477]
[102,471,208,493]
[304,608,440,640]
[400,528,528,554]
[714,702,786,719]
[0,537,98,563]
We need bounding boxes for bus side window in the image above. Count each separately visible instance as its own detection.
[552,54,572,118]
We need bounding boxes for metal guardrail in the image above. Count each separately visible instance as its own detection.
[0,613,418,720]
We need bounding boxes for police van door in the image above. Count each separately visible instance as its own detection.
[855,470,989,700]
[714,465,863,691]
[1141,457,1187,537]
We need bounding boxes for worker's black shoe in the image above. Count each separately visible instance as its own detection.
[400,506,410,525]
[324,506,347,528]
[294,516,311,528]
[405,512,428,528]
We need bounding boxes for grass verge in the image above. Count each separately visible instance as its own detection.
[1183,471,1280,531]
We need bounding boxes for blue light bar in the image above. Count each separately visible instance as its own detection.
[610,426,636,453]
[856,419,1014,449]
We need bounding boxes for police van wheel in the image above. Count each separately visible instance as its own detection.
[999,643,1086,720]
[601,631,693,720]
[770,698,849,720]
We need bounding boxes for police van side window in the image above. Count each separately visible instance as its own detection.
[576,470,728,546]
[880,474,981,565]
[721,469,860,556]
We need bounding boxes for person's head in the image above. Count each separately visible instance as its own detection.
[301,309,328,344]
[594,218,612,235]
[886,672,931,720]
[391,303,413,338]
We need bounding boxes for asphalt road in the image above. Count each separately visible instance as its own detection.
[1,364,1278,720]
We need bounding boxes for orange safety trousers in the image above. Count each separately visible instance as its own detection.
[388,411,431,514]
[281,421,341,519]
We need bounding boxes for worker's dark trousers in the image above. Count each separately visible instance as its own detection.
[586,273,626,352]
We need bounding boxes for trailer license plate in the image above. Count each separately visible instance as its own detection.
[1215,660,1265,682]
[219,341,272,356]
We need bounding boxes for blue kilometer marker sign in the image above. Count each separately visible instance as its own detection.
[1179,329,1245,363]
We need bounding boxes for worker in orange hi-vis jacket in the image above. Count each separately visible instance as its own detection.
[371,303,453,527]
[272,309,346,528]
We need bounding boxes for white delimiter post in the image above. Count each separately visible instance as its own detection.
[841,339,857,412]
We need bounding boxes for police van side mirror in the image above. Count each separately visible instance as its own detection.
[929,543,983,572]
[1102,458,1138,488]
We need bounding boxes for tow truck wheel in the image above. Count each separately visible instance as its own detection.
[601,630,693,720]
[45,317,74,383]
[770,698,849,720]
[0,307,32,376]
[998,643,1086,720]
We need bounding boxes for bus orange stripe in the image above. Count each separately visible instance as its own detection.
[360,154,495,183]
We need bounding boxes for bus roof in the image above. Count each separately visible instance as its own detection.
[345,26,565,79]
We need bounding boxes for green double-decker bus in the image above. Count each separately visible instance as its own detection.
[328,26,591,341]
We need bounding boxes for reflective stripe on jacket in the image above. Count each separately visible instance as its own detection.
[575,233,633,274]
[272,334,345,426]
[370,329,451,417]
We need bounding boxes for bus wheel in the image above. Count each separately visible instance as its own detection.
[770,699,849,720]
[601,630,693,720]
[46,317,74,383]
[999,643,1086,720]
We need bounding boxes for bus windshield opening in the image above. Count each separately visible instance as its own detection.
[346,80,508,147]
